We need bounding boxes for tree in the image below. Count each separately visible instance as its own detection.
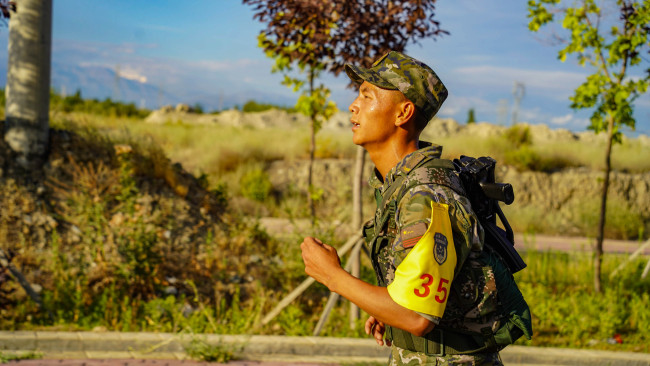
[528,0,650,292]
[3,0,52,169]
[243,0,447,224]
[467,108,476,124]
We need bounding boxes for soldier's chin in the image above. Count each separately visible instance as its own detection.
[351,133,364,146]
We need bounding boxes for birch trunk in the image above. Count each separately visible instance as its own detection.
[4,0,52,168]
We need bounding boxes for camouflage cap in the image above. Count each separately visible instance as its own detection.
[345,51,448,122]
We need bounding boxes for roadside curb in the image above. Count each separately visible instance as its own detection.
[1,331,649,366]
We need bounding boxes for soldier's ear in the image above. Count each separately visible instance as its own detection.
[395,100,416,128]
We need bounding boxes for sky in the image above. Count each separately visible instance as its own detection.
[0,0,648,135]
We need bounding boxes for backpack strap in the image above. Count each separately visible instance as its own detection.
[378,158,461,211]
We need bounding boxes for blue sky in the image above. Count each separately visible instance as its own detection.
[1,0,648,135]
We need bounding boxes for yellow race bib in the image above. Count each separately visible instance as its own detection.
[387,201,457,317]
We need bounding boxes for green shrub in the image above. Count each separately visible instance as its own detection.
[504,145,574,172]
[240,167,273,202]
[49,89,150,118]
[241,100,295,113]
[503,124,533,148]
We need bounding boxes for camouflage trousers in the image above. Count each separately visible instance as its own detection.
[389,346,503,366]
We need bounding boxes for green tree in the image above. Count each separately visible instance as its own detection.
[467,108,476,124]
[528,0,650,292]
[244,0,447,224]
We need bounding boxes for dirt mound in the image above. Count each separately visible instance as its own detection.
[0,122,278,318]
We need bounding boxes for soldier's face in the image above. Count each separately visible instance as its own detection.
[348,81,404,149]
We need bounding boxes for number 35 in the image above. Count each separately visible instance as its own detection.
[414,274,449,303]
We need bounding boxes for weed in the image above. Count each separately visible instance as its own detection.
[0,351,43,363]
[185,337,236,363]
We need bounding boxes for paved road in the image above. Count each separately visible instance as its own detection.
[513,233,650,255]
[260,217,650,255]
[6,360,334,366]
[2,332,650,366]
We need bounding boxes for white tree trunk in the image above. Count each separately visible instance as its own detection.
[4,0,52,168]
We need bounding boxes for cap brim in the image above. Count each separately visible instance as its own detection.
[345,64,398,90]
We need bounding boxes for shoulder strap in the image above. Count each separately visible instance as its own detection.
[404,159,466,198]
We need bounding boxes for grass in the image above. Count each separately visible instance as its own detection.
[4,239,648,353]
[514,242,650,352]
[428,129,650,173]
[502,195,648,240]
[60,112,650,175]
[185,336,238,362]
[0,351,43,363]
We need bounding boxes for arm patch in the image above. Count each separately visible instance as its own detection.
[399,222,428,248]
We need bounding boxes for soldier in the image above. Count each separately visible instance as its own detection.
[300,51,531,366]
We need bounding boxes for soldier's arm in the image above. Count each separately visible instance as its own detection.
[301,236,435,337]
[389,185,465,323]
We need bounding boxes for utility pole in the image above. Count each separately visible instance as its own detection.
[496,99,509,126]
[511,81,525,125]
[113,65,121,101]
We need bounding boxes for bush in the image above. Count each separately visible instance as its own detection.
[504,145,574,172]
[240,167,273,202]
[503,124,533,148]
[242,100,295,113]
[50,89,150,118]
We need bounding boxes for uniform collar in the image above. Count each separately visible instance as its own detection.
[368,141,443,191]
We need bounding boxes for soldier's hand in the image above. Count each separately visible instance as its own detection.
[365,316,391,347]
[300,236,342,289]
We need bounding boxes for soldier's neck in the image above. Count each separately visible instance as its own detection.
[367,139,419,180]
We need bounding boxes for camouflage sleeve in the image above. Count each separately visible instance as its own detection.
[394,183,483,281]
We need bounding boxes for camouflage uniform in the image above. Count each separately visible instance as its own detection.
[364,142,503,366]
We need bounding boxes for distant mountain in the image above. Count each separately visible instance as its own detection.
[50,62,179,110]
[0,57,305,113]
[45,62,298,112]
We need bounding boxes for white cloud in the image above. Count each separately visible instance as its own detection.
[119,68,148,83]
[452,65,587,98]
[191,59,259,72]
[549,113,590,128]
[550,113,573,125]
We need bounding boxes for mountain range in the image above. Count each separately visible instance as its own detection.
[0,61,296,112]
